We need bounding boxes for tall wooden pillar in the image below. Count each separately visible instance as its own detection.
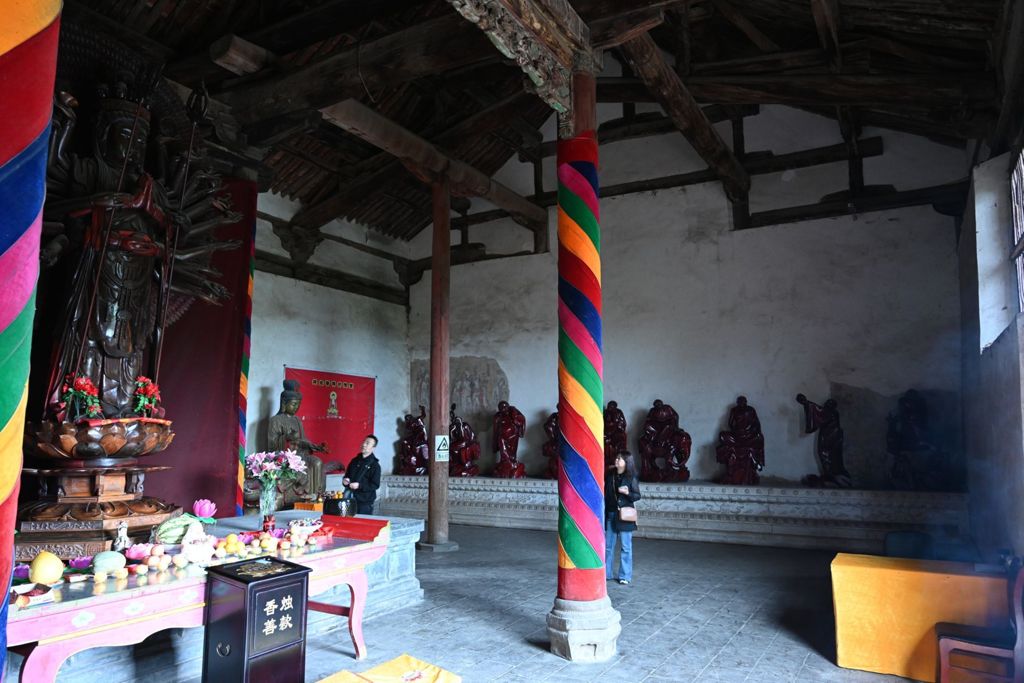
[420,177,458,552]
[546,67,621,661]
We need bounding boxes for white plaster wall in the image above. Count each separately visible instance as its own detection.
[246,270,409,472]
[407,106,963,482]
[972,152,1017,350]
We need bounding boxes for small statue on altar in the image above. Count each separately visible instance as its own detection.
[268,379,330,501]
[111,521,130,552]
[797,394,851,488]
[604,401,628,467]
[638,400,691,482]
[396,405,429,475]
[493,400,526,478]
[715,396,765,485]
[449,404,481,477]
[887,389,947,490]
[542,411,560,479]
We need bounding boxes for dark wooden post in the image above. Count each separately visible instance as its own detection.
[421,176,458,552]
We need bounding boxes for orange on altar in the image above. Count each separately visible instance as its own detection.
[831,553,1009,682]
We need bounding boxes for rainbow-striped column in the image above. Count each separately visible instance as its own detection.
[548,105,621,661]
[0,0,61,666]
[555,130,606,600]
[237,213,255,515]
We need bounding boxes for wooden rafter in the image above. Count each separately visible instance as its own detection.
[217,14,495,123]
[165,0,425,85]
[254,250,409,306]
[620,32,750,201]
[745,180,968,229]
[810,0,841,70]
[596,74,996,107]
[463,137,886,226]
[292,92,535,230]
[535,105,760,157]
[320,99,547,237]
[712,0,780,52]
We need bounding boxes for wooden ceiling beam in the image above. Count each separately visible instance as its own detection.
[292,92,535,229]
[810,0,842,71]
[445,0,591,113]
[217,14,495,123]
[596,74,996,107]
[255,250,408,306]
[536,104,759,157]
[319,99,547,234]
[164,0,425,85]
[744,180,968,230]
[216,0,693,123]
[620,32,750,201]
[462,136,886,226]
[590,8,666,49]
[711,0,780,52]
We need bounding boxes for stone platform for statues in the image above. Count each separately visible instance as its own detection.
[378,475,971,554]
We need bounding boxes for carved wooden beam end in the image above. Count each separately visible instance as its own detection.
[446,0,595,113]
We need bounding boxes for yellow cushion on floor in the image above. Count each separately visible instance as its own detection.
[317,671,369,683]
[358,654,461,683]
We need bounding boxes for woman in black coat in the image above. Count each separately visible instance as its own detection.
[605,452,641,585]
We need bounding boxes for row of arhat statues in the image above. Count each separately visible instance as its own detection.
[394,395,851,487]
[395,390,949,490]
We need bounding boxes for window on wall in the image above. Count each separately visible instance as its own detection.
[1012,148,1024,312]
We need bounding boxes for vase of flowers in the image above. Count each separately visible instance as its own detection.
[60,375,102,422]
[245,450,307,532]
[132,376,162,417]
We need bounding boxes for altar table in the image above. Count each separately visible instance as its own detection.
[6,513,390,682]
[831,553,1009,682]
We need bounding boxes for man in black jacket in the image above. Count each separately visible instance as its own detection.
[343,435,382,515]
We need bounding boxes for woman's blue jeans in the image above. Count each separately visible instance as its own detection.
[605,516,633,581]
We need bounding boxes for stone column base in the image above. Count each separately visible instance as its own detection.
[546,595,621,662]
[416,540,459,552]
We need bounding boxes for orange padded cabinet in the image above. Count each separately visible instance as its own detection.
[832,553,1009,682]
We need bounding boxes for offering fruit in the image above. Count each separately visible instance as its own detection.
[150,545,166,557]
[92,571,108,582]
[152,514,204,545]
[133,564,150,576]
[29,551,65,585]
[172,554,190,569]
[93,551,127,573]
[112,567,129,580]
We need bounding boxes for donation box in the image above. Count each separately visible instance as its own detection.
[203,557,312,683]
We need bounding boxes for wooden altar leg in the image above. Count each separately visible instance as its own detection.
[14,642,72,683]
[308,569,370,660]
[346,570,368,659]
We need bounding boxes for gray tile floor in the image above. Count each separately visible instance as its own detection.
[303,525,909,683]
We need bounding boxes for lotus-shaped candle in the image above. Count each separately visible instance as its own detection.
[192,499,217,521]
[125,544,153,561]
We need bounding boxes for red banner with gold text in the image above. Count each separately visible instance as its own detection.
[284,367,375,469]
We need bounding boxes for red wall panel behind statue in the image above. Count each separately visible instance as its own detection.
[146,179,255,516]
[284,367,375,469]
